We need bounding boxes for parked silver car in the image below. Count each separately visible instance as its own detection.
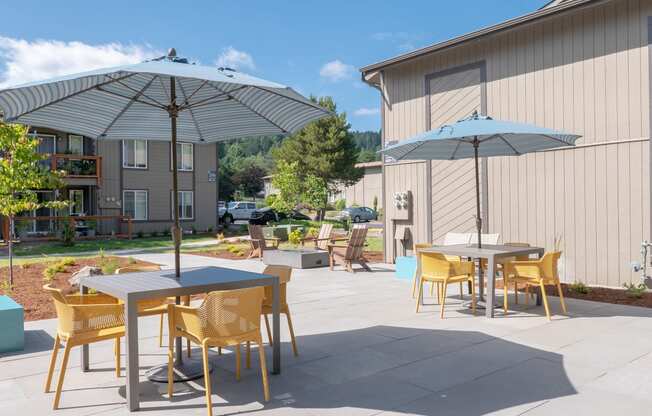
[338,207,378,223]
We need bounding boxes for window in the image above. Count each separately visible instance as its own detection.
[175,191,194,220]
[69,190,84,215]
[122,140,147,168]
[68,135,83,155]
[123,190,148,220]
[171,142,193,171]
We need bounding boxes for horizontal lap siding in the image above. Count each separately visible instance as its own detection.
[381,0,651,286]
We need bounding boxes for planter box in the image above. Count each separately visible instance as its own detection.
[263,225,303,242]
[0,295,24,352]
[395,256,417,281]
[264,249,329,269]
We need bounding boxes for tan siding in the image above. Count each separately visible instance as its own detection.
[380,0,651,286]
[344,167,382,208]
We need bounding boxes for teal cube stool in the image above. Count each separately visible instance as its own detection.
[395,256,417,281]
[0,295,24,352]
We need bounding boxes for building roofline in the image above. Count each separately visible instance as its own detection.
[360,0,605,76]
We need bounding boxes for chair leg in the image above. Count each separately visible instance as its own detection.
[503,278,509,314]
[235,343,241,381]
[52,341,72,410]
[159,313,164,348]
[218,347,222,355]
[525,284,530,305]
[411,268,419,298]
[257,338,270,402]
[115,337,121,378]
[286,308,299,356]
[540,281,551,320]
[167,317,175,398]
[440,282,448,319]
[514,282,519,304]
[471,278,477,315]
[460,282,464,299]
[556,281,567,314]
[246,341,251,369]
[415,278,423,313]
[263,314,273,346]
[201,342,213,416]
[187,338,192,358]
[436,282,441,305]
[45,334,60,393]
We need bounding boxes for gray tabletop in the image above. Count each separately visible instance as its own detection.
[81,266,276,301]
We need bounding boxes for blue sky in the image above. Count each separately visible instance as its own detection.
[0,0,544,131]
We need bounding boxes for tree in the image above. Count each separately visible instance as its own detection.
[0,123,67,286]
[302,174,329,220]
[270,161,302,217]
[273,96,363,194]
[232,162,266,201]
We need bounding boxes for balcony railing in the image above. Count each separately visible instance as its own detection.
[50,154,102,183]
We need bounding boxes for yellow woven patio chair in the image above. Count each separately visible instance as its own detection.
[166,287,269,416]
[503,251,567,320]
[415,252,476,318]
[43,285,124,410]
[411,243,436,299]
[260,265,298,357]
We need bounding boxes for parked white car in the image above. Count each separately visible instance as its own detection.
[225,201,257,221]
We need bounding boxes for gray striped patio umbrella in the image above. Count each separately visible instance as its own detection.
[0,48,329,382]
[0,48,329,276]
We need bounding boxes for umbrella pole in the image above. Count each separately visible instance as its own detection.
[473,138,482,248]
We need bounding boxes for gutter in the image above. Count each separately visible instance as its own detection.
[360,0,607,77]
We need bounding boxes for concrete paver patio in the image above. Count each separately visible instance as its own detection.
[2,252,652,415]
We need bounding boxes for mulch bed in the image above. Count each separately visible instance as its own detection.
[1,257,157,321]
[191,248,385,263]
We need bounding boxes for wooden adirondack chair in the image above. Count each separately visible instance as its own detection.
[300,223,334,250]
[248,224,280,260]
[327,226,370,273]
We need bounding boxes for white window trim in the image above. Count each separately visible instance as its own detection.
[69,189,84,215]
[68,135,84,155]
[170,142,194,171]
[123,190,148,221]
[122,139,148,169]
[174,190,194,220]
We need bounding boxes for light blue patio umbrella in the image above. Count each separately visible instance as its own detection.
[0,48,329,380]
[381,111,580,248]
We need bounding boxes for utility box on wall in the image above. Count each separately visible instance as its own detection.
[392,191,412,220]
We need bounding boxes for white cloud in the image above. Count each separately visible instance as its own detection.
[0,37,160,88]
[354,107,380,116]
[319,59,355,82]
[215,46,255,71]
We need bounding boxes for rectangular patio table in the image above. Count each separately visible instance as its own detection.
[80,266,280,412]
[420,244,544,318]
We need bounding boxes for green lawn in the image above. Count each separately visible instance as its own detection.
[9,234,216,257]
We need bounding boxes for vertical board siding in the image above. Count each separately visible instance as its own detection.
[380,0,651,286]
[429,67,482,243]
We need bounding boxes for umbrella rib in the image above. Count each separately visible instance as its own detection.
[182,80,209,105]
[98,75,158,137]
[95,87,166,109]
[450,140,463,160]
[177,81,205,142]
[105,75,168,108]
[206,83,289,134]
[4,73,137,121]
[179,85,248,111]
[540,134,576,147]
[158,76,171,102]
[496,134,521,155]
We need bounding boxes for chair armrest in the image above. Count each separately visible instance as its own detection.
[170,304,203,337]
[69,303,125,330]
[507,260,543,279]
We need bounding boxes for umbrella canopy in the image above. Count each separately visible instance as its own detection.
[380,112,580,247]
[0,52,328,142]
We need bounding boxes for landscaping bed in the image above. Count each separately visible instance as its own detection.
[1,256,157,321]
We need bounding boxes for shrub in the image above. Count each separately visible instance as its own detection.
[61,257,76,267]
[373,195,379,212]
[100,258,119,275]
[151,230,159,237]
[128,256,137,265]
[60,221,75,246]
[288,229,303,246]
[191,226,197,235]
[335,199,346,211]
[569,281,590,295]
[163,228,171,237]
[265,194,277,207]
[0,280,13,296]
[43,261,67,281]
[624,282,647,299]
[136,230,144,239]
[216,232,225,240]
[207,226,214,233]
[307,227,319,238]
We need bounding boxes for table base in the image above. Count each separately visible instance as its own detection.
[145,358,213,383]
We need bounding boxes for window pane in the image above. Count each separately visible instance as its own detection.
[69,136,83,155]
[124,140,134,167]
[70,190,83,215]
[175,143,193,170]
[135,191,147,220]
[123,191,135,218]
[135,141,147,168]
